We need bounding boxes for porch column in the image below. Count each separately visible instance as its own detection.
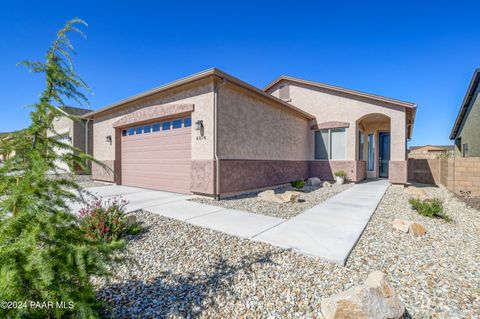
[389,111,407,183]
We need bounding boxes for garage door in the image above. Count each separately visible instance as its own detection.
[121,117,192,193]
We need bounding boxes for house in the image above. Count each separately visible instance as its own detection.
[50,106,93,173]
[450,68,480,157]
[408,145,454,159]
[84,68,416,197]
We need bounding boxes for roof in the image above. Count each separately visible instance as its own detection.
[449,69,480,140]
[62,106,92,116]
[83,68,315,120]
[264,75,417,109]
[409,145,454,152]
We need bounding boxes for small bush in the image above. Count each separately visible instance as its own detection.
[409,198,451,221]
[127,222,143,235]
[79,197,129,242]
[334,170,348,178]
[290,179,305,189]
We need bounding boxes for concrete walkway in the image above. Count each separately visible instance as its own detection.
[254,179,389,265]
[76,179,388,265]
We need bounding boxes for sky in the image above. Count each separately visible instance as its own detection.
[0,0,479,146]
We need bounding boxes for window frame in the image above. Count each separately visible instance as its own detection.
[314,128,346,160]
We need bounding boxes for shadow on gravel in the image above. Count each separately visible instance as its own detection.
[97,252,276,318]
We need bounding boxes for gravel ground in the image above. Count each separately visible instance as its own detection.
[456,194,480,211]
[189,183,352,219]
[96,184,480,318]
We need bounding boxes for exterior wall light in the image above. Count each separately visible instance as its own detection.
[106,135,112,144]
[195,120,204,131]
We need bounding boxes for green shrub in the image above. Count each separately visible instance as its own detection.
[334,170,348,178]
[127,222,143,236]
[79,197,128,242]
[409,198,450,221]
[290,179,305,189]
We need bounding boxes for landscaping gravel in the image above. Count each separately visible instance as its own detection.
[189,183,352,219]
[95,184,480,318]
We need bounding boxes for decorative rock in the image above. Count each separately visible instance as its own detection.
[409,222,426,237]
[321,271,405,319]
[405,186,427,200]
[306,177,321,186]
[392,218,410,233]
[258,190,283,203]
[126,215,137,227]
[280,191,300,203]
[323,181,332,188]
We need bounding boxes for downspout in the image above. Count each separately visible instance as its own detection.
[85,118,91,174]
[214,77,227,199]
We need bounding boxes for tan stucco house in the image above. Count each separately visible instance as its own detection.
[84,68,416,197]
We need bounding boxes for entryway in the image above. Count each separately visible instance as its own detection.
[379,132,390,178]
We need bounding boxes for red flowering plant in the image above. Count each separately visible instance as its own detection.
[79,197,129,242]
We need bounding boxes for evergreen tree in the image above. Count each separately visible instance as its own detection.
[0,18,123,318]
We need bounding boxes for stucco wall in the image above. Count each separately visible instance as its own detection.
[456,88,480,157]
[268,82,407,162]
[217,84,311,160]
[92,78,215,164]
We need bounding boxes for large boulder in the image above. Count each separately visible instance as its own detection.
[321,271,405,319]
[405,186,427,200]
[409,222,426,237]
[280,191,300,203]
[392,218,410,233]
[258,190,283,203]
[306,177,321,186]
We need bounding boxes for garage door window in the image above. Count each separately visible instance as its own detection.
[144,125,152,133]
[135,127,142,134]
[184,117,192,127]
[172,119,182,129]
[152,123,160,132]
[122,129,127,136]
[162,122,171,131]
[128,128,135,135]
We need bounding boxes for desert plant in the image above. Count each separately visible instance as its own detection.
[79,197,129,242]
[127,222,143,236]
[409,198,451,221]
[0,19,124,318]
[334,170,348,178]
[290,179,305,189]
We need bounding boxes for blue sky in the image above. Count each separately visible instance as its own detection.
[1,0,479,146]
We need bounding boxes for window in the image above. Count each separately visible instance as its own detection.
[314,128,346,160]
[152,123,160,132]
[279,84,290,100]
[122,129,127,136]
[184,117,192,127]
[144,125,152,133]
[368,134,375,171]
[314,130,329,160]
[135,127,142,134]
[162,121,171,131]
[359,131,365,160]
[172,119,182,129]
[128,128,135,136]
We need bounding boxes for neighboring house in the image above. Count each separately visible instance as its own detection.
[450,68,480,157]
[408,145,454,159]
[50,106,93,173]
[84,68,416,197]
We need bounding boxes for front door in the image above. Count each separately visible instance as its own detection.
[379,132,390,178]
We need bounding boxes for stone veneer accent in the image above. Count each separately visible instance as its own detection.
[389,160,407,184]
[191,160,215,195]
[309,160,360,182]
[92,160,115,182]
[219,160,309,194]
